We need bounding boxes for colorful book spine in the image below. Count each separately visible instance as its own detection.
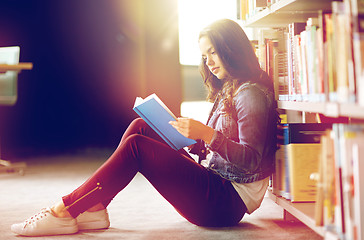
[332,1,355,103]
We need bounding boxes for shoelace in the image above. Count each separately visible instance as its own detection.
[23,208,50,228]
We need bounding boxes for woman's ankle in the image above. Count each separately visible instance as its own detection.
[51,201,73,218]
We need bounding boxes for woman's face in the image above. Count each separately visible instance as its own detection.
[199,36,230,81]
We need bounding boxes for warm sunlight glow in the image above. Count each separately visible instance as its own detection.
[181,101,213,123]
[178,0,237,66]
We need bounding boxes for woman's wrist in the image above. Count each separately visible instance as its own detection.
[203,127,215,145]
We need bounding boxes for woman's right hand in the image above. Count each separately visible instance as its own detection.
[169,118,214,144]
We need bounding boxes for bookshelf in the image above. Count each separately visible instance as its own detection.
[243,0,364,239]
[244,0,333,27]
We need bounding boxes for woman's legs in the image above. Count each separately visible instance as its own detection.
[61,118,246,227]
[59,118,166,215]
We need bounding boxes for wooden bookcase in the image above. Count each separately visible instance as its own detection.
[242,0,364,239]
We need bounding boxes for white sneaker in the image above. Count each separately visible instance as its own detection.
[11,207,78,236]
[77,209,110,230]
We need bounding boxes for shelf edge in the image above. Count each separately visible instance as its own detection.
[267,190,325,237]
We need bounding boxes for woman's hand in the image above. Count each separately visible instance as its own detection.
[169,118,214,144]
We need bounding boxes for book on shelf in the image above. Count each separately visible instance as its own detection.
[286,17,326,102]
[316,15,325,103]
[315,124,364,239]
[287,22,306,101]
[324,12,337,103]
[133,93,197,150]
[352,142,364,240]
[299,29,309,101]
[305,18,318,101]
[287,143,321,202]
[315,130,331,226]
[258,19,326,102]
[281,123,290,199]
[272,117,287,197]
[331,1,356,104]
[287,123,332,202]
[272,143,286,196]
[316,129,338,233]
[336,124,364,240]
[240,0,249,21]
[350,0,364,106]
[331,124,346,236]
[257,28,288,100]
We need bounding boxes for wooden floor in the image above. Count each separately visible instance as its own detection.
[0,150,323,239]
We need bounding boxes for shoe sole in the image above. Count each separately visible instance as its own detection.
[13,226,78,237]
[78,220,110,231]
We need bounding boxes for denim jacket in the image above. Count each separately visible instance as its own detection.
[199,82,277,183]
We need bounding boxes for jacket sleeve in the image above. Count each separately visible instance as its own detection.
[207,86,271,173]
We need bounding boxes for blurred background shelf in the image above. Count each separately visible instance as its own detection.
[243,0,333,27]
[278,101,364,118]
[0,63,33,72]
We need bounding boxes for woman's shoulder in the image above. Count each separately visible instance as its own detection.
[235,81,271,98]
[234,81,275,108]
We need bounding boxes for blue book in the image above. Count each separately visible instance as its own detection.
[133,93,197,150]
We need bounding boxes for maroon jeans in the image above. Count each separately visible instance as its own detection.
[62,118,246,227]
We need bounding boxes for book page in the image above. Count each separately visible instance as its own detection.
[133,97,144,108]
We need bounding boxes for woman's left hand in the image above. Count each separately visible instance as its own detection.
[169,118,214,144]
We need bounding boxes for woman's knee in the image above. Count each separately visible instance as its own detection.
[120,118,148,144]
[129,118,147,129]
[121,134,156,158]
[124,133,146,145]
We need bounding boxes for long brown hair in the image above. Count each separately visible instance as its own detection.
[198,19,273,112]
